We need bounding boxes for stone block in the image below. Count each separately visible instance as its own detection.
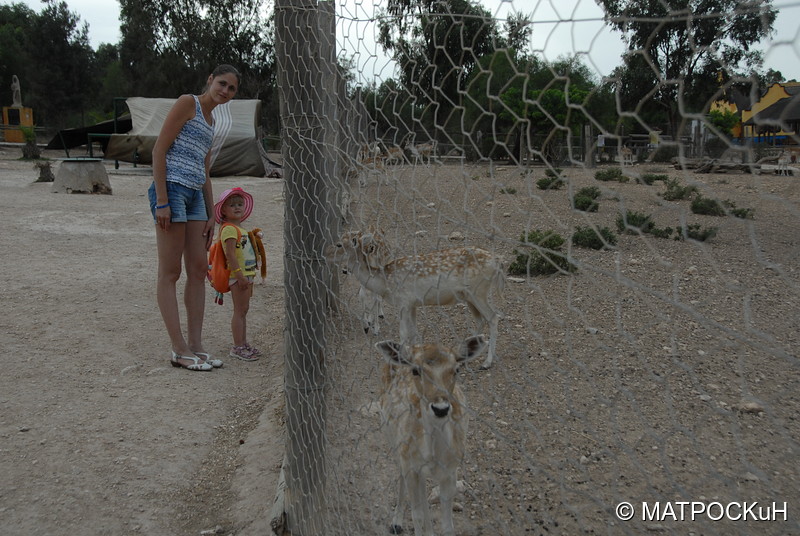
[53,159,112,194]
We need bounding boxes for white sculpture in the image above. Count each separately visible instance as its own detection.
[11,75,22,108]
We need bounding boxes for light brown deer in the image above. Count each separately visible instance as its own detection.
[383,145,405,165]
[335,228,393,335]
[328,230,504,369]
[409,141,437,164]
[620,146,634,166]
[375,335,487,536]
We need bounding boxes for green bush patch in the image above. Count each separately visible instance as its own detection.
[536,176,563,190]
[572,226,617,250]
[691,196,726,216]
[661,178,698,201]
[639,173,669,185]
[616,210,655,234]
[509,230,577,276]
[682,224,718,241]
[595,168,628,182]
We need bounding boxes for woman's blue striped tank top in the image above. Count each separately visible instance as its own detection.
[165,95,214,190]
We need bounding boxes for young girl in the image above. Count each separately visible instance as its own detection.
[214,187,263,361]
[149,64,240,372]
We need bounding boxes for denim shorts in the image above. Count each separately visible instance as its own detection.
[148,181,208,223]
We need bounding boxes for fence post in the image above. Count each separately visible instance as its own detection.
[274,0,329,533]
[319,0,341,308]
[584,125,595,168]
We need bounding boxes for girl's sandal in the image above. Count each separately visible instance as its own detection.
[230,345,259,362]
[171,352,213,371]
[244,344,262,357]
[194,352,224,368]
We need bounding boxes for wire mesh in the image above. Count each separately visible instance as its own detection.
[275,0,800,534]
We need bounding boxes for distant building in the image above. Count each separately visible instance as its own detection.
[712,82,800,145]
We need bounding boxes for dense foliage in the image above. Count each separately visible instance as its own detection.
[0,0,781,148]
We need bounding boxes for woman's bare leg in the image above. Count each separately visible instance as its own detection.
[184,220,209,354]
[155,222,192,357]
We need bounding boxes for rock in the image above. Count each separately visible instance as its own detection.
[737,400,765,413]
[448,231,465,241]
[742,471,760,482]
[52,159,112,195]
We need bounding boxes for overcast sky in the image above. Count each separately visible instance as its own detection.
[8,0,800,82]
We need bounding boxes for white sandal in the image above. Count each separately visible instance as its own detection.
[194,352,223,368]
[170,351,213,371]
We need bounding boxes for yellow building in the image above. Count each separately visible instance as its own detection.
[712,82,800,144]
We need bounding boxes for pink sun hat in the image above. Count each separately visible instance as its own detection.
[214,187,254,224]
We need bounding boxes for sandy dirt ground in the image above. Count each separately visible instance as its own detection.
[1,145,799,536]
[0,147,284,536]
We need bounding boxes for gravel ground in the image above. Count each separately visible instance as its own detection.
[323,157,799,535]
[1,146,797,535]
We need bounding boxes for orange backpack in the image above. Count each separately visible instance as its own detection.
[207,223,267,305]
[208,223,241,304]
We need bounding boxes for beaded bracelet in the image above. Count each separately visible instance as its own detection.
[155,203,169,209]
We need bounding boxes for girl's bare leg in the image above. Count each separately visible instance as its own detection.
[230,282,251,347]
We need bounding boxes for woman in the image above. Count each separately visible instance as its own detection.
[148,64,240,371]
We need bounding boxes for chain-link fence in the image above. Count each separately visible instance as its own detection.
[272,0,799,534]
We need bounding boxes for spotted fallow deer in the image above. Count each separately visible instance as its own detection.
[383,145,405,165]
[328,231,504,369]
[409,140,437,164]
[375,335,487,536]
[335,227,393,335]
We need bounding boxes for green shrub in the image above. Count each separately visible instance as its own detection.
[616,210,655,234]
[730,207,754,219]
[572,226,617,249]
[682,224,717,241]
[595,168,627,182]
[691,196,726,216]
[536,176,562,190]
[573,195,599,212]
[508,230,577,276]
[649,226,675,239]
[545,168,563,179]
[723,200,754,219]
[499,187,518,194]
[19,125,41,160]
[572,186,601,211]
[639,173,669,185]
[661,179,698,201]
[576,186,601,199]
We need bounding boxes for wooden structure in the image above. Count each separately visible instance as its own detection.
[2,106,33,143]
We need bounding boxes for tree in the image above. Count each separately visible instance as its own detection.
[598,0,777,137]
[24,1,94,129]
[378,0,500,142]
[0,3,34,106]
[707,108,740,139]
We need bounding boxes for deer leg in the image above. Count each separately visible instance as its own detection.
[406,469,432,536]
[389,474,407,534]
[466,297,498,369]
[438,472,458,536]
[399,306,420,345]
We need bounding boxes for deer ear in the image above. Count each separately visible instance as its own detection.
[375,340,402,362]
[458,335,488,363]
[375,341,412,366]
